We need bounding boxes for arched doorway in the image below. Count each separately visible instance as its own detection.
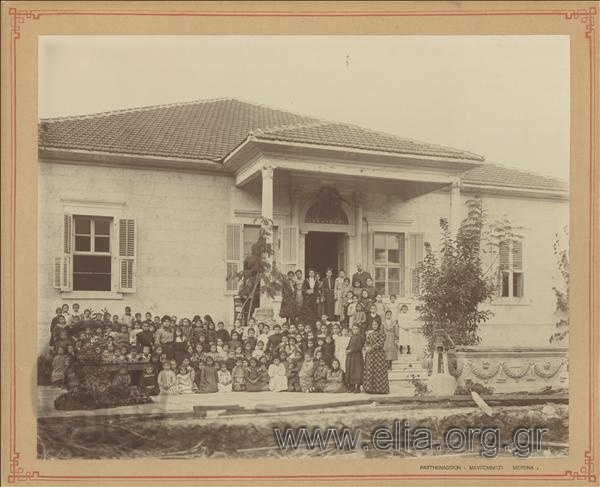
[303,187,350,276]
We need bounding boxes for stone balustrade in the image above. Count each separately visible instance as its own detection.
[450,346,568,394]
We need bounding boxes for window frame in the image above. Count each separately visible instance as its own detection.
[373,232,406,297]
[72,215,113,292]
[498,239,524,299]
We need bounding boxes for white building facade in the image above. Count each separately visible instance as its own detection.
[37,99,569,351]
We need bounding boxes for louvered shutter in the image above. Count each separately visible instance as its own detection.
[280,226,298,274]
[512,240,523,270]
[408,233,424,295]
[499,240,510,270]
[118,218,136,292]
[53,257,62,289]
[225,224,243,292]
[60,214,72,291]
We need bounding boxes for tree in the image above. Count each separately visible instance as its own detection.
[416,198,496,350]
[550,226,569,343]
[229,217,287,323]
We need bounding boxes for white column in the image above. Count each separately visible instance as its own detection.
[259,165,275,318]
[450,180,461,236]
[291,187,301,227]
[354,191,365,266]
[262,165,274,224]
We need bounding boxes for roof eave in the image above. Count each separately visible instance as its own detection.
[461,181,569,200]
[223,137,486,172]
[39,147,232,174]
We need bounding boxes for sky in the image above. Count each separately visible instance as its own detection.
[39,35,570,180]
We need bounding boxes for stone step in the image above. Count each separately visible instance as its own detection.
[391,361,426,371]
[388,369,428,381]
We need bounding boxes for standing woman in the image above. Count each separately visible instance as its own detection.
[345,324,365,393]
[322,268,336,320]
[315,272,325,318]
[382,310,399,369]
[363,320,390,394]
[279,270,297,325]
[302,268,319,322]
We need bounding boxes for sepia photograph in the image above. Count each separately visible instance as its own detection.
[34,34,570,461]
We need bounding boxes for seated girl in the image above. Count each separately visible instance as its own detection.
[268,357,288,392]
[177,364,196,394]
[217,362,233,392]
[299,353,315,393]
[231,357,246,391]
[322,359,346,393]
[138,364,159,396]
[245,357,262,392]
[195,356,218,393]
[157,361,178,395]
[311,357,329,392]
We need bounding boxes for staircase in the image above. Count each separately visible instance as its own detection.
[387,354,429,395]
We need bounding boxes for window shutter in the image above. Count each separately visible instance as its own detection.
[499,240,510,270]
[280,226,298,274]
[512,240,523,270]
[53,257,62,289]
[408,233,424,295]
[225,224,243,292]
[118,218,136,292]
[61,214,72,291]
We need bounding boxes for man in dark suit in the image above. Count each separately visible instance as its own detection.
[352,264,372,288]
[265,324,283,356]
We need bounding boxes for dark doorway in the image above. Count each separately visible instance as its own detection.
[305,232,342,277]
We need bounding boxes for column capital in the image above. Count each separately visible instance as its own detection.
[291,187,302,202]
[262,165,275,179]
[451,180,461,191]
[353,191,366,207]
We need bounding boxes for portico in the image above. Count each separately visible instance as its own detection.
[226,142,477,301]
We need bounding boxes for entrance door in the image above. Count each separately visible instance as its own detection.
[305,232,344,276]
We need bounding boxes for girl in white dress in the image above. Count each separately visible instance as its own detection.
[217,362,233,392]
[268,357,288,392]
[334,327,351,373]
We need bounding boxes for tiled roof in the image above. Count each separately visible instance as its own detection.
[254,122,484,161]
[462,163,568,192]
[39,98,483,162]
[38,97,566,193]
[39,98,318,161]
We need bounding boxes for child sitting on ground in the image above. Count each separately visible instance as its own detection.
[217,362,233,392]
[138,364,158,396]
[268,357,288,392]
[176,365,195,394]
[231,357,246,391]
[157,361,178,395]
[287,351,302,392]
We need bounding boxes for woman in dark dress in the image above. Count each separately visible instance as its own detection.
[322,268,336,320]
[345,324,365,393]
[279,271,297,324]
[302,268,319,322]
[363,320,389,394]
[315,272,325,318]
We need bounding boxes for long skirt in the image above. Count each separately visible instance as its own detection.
[345,351,364,386]
[383,331,398,361]
[323,290,335,319]
[363,349,389,394]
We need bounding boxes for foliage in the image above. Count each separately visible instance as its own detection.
[53,366,152,411]
[410,376,429,397]
[550,226,569,343]
[229,217,288,322]
[454,379,495,396]
[415,198,496,350]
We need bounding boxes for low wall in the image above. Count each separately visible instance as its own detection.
[451,346,568,394]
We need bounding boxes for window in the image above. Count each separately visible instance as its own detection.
[373,233,405,296]
[499,239,524,298]
[54,214,136,294]
[73,217,112,291]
